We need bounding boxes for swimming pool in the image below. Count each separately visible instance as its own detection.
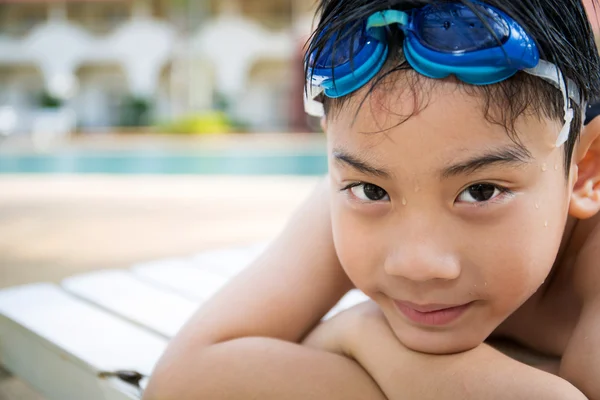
[0,150,329,175]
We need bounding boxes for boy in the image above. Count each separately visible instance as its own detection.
[145,0,600,398]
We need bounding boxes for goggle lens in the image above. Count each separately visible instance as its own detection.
[313,25,367,69]
[414,4,510,53]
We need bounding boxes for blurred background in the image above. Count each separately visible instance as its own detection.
[0,0,318,138]
[0,0,327,284]
[0,0,329,172]
[0,1,324,397]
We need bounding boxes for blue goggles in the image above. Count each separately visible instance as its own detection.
[305,1,581,147]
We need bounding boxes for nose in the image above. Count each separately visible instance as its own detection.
[383,219,461,282]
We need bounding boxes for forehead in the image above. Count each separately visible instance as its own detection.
[326,79,560,167]
[585,0,600,31]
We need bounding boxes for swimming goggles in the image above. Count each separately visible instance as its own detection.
[305,2,581,147]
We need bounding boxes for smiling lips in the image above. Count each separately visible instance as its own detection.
[393,300,472,326]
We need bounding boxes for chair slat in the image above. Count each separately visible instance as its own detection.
[63,270,199,338]
[132,262,228,301]
[0,284,168,400]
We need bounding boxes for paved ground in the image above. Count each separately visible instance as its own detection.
[0,174,319,399]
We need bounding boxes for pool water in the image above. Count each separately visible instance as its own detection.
[0,150,329,175]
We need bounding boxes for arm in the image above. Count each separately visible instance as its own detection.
[305,302,587,400]
[154,337,386,400]
[144,179,359,399]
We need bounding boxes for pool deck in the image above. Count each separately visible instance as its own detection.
[0,173,319,399]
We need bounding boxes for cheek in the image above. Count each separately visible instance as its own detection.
[519,171,571,274]
[330,198,384,290]
[480,188,568,306]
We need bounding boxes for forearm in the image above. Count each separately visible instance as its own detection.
[351,315,586,400]
[143,337,386,400]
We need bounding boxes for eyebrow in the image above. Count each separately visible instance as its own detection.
[441,145,532,179]
[333,144,532,180]
[333,150,392,179]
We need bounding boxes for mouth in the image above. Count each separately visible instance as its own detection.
[393,300,473,327]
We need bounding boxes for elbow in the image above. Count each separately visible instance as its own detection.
[143,347,218,400]
[142,362,187,400]
[143,340,251,400]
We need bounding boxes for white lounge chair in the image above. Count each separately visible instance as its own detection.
[0,244,368,400]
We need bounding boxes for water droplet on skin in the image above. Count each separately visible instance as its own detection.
[535,203,540,209]
[554,164,559,171]
[545,221,549,227]
[402,197,407,206]
[484,282,488,287]
[414,186,420,193]
[542,164,548,172]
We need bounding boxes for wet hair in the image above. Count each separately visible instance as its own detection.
[305,0,600,172]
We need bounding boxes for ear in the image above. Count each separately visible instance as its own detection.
[569,116,600,219]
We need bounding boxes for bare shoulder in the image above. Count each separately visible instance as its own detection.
[572,213,600,299]
[558,214,600,399]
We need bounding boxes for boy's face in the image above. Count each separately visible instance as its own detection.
[327,78,574,354]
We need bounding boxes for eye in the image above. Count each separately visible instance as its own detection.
[346,183,390,202]
[456,183,507,204]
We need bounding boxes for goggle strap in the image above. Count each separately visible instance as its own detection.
[524,60,580,105]
[304,85,325,117]
[557,108,574,147]
[524,59,580,147]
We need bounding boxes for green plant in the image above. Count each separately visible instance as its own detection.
[38,91,63,108]
[119,96,153,127]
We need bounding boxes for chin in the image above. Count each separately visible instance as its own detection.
[403,334,481,355]
[386,316,484,355]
